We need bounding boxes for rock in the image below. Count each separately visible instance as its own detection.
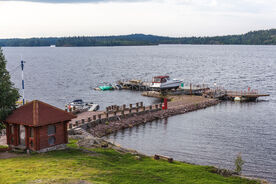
[134,155,141,160]
[101,142,109,148]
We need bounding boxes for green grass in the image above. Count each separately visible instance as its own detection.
[0,140,259,184]
[0,145,8,149]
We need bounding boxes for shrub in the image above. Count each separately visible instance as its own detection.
[235,153,245,175]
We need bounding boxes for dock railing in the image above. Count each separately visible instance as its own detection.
[68,102,163,130]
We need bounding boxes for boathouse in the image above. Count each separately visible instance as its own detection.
[4,100,76,152]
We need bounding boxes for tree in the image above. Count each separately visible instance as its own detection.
[235,153,245,175]
[0,47,20,130]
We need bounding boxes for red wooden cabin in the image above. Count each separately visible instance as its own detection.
[4,100,76,152]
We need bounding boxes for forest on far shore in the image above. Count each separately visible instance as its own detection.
[1,29,276,47]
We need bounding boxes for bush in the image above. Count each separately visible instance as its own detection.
[235,153,245,175]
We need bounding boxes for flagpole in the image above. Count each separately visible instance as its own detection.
[21,60,25,105]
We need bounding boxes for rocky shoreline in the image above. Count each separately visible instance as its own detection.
[87,98,220,137]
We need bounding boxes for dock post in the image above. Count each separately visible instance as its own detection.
[142,106,146,111]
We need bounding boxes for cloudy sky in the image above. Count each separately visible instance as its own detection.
[0,0,276,38]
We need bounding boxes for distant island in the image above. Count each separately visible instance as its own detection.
[1,29,276,47]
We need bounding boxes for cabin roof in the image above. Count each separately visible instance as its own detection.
[154,76,169,79]
[5,100,76,127]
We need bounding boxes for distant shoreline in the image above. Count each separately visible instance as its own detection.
[2,43,276,48]
[1,28,276,47]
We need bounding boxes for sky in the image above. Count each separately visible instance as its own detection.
[0,0,276,38]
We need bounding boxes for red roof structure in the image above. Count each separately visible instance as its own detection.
[4,100,76,152]
[5,100,76,126]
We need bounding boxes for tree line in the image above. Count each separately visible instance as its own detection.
[0,29,276,47]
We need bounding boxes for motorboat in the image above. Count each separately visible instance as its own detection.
[150,76,181,90]
[66,99,99,112]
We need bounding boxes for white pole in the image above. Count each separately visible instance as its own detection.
[21,60,25,105]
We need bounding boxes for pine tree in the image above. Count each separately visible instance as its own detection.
[0,48,20,129]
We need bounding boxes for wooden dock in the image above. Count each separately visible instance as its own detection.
[203,89,269,101]
[118,79,152,91]
[226,90,269,101]
[118,79,209,95]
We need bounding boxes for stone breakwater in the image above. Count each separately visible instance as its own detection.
[87,99,219,137]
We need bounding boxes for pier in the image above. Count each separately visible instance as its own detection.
[203,89,269,101]
[68,96,219,137]
[72,78,270,137]
[225,90,269,101]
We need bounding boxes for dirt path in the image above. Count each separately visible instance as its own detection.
[0,152,26,159]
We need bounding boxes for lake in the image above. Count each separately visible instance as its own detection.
[3,45,276,183]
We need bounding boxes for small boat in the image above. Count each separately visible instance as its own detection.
[66,99,99,112]
[99,86,114,91]
[150,76,181,90]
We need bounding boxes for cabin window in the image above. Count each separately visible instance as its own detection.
[48,125,56,135]
[30,128,34,138]
[153,78,161,83]
[161,78,167,83]
[11,125,14,134]
[48,136,56,146]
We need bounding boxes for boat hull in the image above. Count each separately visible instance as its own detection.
[150,81,181,90]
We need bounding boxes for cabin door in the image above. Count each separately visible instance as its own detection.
[19,125,26,147]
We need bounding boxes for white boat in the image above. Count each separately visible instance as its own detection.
[150,76,181,90]
[66,99,99,112]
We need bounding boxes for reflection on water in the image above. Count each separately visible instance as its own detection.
[3,45,276,183]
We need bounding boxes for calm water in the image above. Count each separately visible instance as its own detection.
[3,45,276,183]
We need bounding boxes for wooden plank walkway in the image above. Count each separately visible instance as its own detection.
[226,91,269,98]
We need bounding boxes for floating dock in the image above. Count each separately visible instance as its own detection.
[117,79,209,95]
[203,89,269,101]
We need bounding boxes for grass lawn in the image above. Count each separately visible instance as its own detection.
[0,145,8,149]
[0,140,259,184]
